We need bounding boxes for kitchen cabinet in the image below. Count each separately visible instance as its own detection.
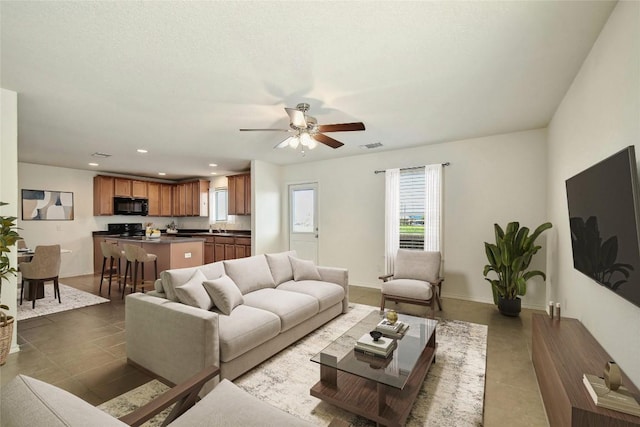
[147,182,161,216]
[204,236,215,264]
[93,176,114,215]
[234,236,251,258]
[160,184,173,216]
[213,235,250,261]
[174,180,209,217]
[114,178,148,198]
[228,173,250,215]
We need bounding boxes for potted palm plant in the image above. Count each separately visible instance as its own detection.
[483,221,552,316]
[0,201,21,365]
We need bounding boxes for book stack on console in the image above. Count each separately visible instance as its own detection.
[375,319,409,338]
[582,373,640,417]
[354,333,397,358]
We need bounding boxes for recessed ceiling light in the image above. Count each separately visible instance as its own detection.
[210,172,217,175]
[209,163,217,167]
[88,162,99,166]
[158,172,166,176]
[137,149,148,153]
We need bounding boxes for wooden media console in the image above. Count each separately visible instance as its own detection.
[532,314,640,426]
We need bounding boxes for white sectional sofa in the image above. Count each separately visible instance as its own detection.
[125,251,348,392]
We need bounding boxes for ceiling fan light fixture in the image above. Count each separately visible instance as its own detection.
[299,132,314,148]
[288,136,300,149]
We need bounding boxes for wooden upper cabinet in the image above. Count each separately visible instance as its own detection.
[93,175,114,215]
[114,178,132,197]
[147,182,161,216]
[228,173,250,215]
[160,184,173,216]
[132,180,148,198]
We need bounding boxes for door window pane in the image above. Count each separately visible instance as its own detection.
[292,189,314,233]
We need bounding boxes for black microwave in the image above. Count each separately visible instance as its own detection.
[114,197,148,216]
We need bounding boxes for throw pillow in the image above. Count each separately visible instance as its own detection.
[265,250,297,285]
[174,269,212,310]
[202,275,244,315]
[224,255,276,294]
[289,256,322,281]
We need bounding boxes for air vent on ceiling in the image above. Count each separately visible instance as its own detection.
[91,152,112,158]
[359,142,383,150]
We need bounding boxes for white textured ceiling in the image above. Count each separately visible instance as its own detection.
[1,1,616,180]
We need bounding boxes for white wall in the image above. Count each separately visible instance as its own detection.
[547,1,640,385]
[1,88,19,353]
[280,128,548,309]
[252,160,283,255]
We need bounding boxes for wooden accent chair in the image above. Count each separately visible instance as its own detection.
[19,244,62,309]
[379,249,443,318]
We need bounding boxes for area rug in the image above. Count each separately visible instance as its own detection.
[99,303,487,426]
[16,283,110,321]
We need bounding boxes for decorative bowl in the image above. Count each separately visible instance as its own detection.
[369,330,383,341]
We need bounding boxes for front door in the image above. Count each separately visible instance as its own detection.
[289,183,318,263]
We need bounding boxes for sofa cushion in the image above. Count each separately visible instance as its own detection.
[243,288,319,332]
[203,275,244,315]
[171,379,314,427]
[173,269,212,310]
[276,280,345,312]
[382,278,434,300]
[289,256,322,281]
[265,250,297,285]
[161,262,225,302]
[224,255,276,294]
[1,375,127,427]
[217,305,281,362]
[394,249,441,283]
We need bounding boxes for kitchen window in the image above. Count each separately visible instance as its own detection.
[210,188,228,222]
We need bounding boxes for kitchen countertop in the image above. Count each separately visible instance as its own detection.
[113,236,205,243]
[93,230,251,238]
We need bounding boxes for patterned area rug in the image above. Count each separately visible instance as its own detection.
[16,283,110,321]
[99,303,487,426]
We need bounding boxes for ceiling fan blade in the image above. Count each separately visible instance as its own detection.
[285,108,307,128]
[318,122,366,133]
[239,128,290,132]
[313,133,344,149]
[274,137,293,149]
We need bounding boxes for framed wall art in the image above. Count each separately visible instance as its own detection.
[22,189,74,220]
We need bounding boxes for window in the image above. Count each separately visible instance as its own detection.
[209,188,228,223]
[399,168,425,250]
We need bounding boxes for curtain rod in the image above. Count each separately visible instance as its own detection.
[374,162,450,174]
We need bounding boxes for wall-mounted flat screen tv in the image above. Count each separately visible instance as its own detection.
[566,146,640,308]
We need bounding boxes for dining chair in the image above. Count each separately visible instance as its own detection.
[379,249,444,318]
[19,245,62,309]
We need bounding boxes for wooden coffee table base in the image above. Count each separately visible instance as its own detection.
[310,341,437,427]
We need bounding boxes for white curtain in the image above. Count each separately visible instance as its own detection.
[384,168,400,275]
[424,163,443,252]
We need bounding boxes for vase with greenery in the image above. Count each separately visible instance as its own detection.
[483,221,552,316]
[0,201,21,365]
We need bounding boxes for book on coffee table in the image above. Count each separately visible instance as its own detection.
[582,373,640,417]
[355,333,396,358]
[376,319,404,332]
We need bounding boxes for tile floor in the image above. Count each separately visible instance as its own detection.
[0,275,549,426]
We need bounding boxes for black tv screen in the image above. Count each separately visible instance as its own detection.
[566,146,640,308]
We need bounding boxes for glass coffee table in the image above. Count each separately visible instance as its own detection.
[310,310,437,426]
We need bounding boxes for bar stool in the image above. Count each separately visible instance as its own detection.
[99,242,125,296]
[122,244,158,299]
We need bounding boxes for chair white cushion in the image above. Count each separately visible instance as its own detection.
[203,275,244,315]
[1,375,127,426]
[174,270,212,310]
[382,278,434,301]
[394,249,441,283]
[265,250,297,285]
[289,256,322,281]
[224,255,276,294]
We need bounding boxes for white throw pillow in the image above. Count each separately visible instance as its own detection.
[203,275,244,315]
[174,270,212,310]
[289,256,322,281]
[265,251,297,285]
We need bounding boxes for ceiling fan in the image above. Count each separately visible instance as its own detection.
[240,103,365,152]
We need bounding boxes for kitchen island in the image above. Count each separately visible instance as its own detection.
[95,235,205,280]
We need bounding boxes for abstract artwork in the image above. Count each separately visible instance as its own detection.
[22,189,74,220]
